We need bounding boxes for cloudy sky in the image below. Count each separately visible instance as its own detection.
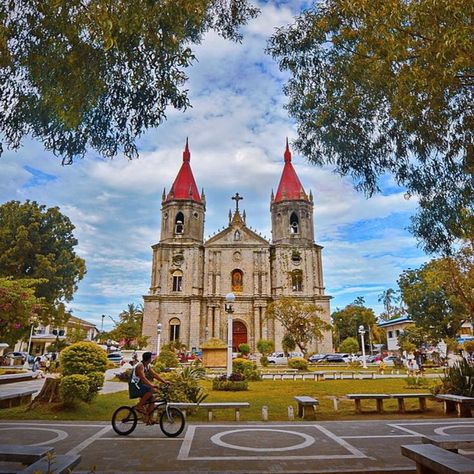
[0,1,428,331]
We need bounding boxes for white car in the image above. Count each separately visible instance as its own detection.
[267,351,304,364]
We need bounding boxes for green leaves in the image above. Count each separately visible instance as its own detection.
[0,0,259,163]
[0,200,86,327]
[267,0,473,254]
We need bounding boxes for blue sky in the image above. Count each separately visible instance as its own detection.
[0,1,428,331]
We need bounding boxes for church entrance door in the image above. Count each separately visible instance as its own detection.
[232,321,247,352]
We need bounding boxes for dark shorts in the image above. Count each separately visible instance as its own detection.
[129,382,152,399]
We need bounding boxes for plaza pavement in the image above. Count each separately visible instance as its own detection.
[1,418,474,473]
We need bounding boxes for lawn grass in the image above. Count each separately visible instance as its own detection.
[0,377,446,422]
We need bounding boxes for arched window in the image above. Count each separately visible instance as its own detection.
[172,270,183,292]
[175,212,184,234]
[290,212,299,234]
[234,230,241,241]
[291,270,303,292]
[169,318,181,341]
[231,269,243,293]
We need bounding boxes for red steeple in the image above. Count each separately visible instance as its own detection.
[166,138,201,202]
[274,139,308,202]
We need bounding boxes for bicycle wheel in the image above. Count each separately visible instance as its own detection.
[159,407,185,437]
[112,406,138,436]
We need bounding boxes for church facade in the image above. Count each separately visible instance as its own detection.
[142,140,333,355]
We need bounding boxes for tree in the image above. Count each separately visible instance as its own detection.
[377,288,404,321]
[0,1,259,164]
[396,324,431,351]
[265,297,331,356]
[0,277,44,347]
[339,336,359,354]
[398,260,468,345]
[267,0,474,254]
[0,200,86,326]
[108,303,148,349]
[331,298,378,348]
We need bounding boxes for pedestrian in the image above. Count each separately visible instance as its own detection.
[44,358,51,374]
[32,357,44,378]
[378,360,386,375]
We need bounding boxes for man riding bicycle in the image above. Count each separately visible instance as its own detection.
[129,351,170,423]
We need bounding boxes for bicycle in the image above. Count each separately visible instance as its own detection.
[111,385,185,438]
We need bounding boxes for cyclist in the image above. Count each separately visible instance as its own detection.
[129,351,170,423]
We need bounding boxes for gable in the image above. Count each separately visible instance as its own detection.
[206,225,269,246]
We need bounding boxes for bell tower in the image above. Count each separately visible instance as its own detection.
[271,139,314,245]
[160,139,205,243]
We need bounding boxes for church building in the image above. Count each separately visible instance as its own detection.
[142,140,333,355]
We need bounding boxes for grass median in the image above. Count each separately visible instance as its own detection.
[0,376,446,422]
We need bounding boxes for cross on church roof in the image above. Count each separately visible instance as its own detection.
[231,193,243,212]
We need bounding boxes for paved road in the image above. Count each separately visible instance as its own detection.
[1,418,474,473]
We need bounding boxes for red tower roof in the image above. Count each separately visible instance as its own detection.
[166,139,201,202]
[274,139,308,202]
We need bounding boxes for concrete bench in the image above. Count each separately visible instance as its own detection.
[422,434,474,453]
[346,393,391,413]
[401,443,474,474]
[436,394,474,417]
[0,372,34,384]
[294,396,319,419]
[0,389,36,408]
[170,402,250,421]
[22,454,81,473]
[0,444,53,463]
[389,393,432,413]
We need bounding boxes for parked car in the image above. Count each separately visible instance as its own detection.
[325,353,350,363]
[308,353,327,363]
[107,352,123,365]
[358,354,378,364]
[6,352,34,364]
[267,351,304,364]
[383,355,404,366]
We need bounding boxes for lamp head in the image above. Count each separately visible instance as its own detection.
[358,325,365,333]
[157,323,162,332]
[225,292,236,303]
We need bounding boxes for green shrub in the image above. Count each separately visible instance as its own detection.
[60,374,89,406]
[60,342,108,376]
[156,349,179,368]
[84,372,105,401]
[212,379,248,391]
[339,337,359,354]
[405,376,430,389]
[238,343,250,356]
[152,360,167,374]
[434,357,474,396]
[260,355,269,367]
[288,357,308,371]
[232,357,261,380]
[157,362,208,404]
[348,361,361,369]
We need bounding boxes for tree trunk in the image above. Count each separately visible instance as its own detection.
[28,377,61,408]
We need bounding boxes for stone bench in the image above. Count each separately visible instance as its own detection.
[0,372,34,384]
[436,394,474,417]
[0,444,53,463]
[22,454,81,473]
[0,389,37,408]
[389,393,432,413]
[294,396,319,419]
[346,393,391,413]
[422,434,474,453]
[170,402,250,421]
[401,443,474,474]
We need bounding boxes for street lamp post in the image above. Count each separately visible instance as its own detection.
[224,292,235,378]
[359,325,367,369]
[156,323,162,356]
[101,314,105,333]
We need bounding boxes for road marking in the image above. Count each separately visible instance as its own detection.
[434,425,474,436]
[211,428,315,452]
[66,425,111,456]
[178,424,367,461]
[0,427,68,446]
